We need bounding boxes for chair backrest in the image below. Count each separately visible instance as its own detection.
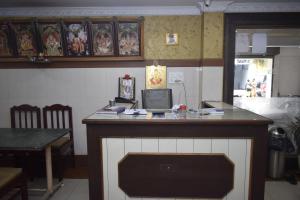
[10,104,41,128]
[42,104,73,139]
[141,89,173,109]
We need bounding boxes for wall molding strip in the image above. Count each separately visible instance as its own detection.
[0,6,201,17]
[0,59,224,68]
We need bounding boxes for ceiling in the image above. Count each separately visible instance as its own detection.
[1,0,300,7]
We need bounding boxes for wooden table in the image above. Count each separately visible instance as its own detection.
[82,104,272,200]
[0,128,69,199]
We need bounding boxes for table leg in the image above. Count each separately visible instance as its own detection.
[45,145,53,193]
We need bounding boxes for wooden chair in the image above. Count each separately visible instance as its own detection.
[43,104,75,181]
[0,167,28,200]
[9,104,42,180]
[10,104,41,128]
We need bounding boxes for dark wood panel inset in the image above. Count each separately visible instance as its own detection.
[118,153,234,198]
[0,58,224,68]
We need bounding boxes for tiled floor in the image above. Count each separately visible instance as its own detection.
[27,179,300,200]
[265,181,300,200]
[28,179,88,200]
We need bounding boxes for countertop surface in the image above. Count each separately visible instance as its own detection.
[83,102,272,125]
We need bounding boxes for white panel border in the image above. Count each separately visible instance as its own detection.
[1,2,300,17]
[0,6,201,17]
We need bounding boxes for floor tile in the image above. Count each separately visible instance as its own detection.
[266,181,300,200]
[26,179,300,200]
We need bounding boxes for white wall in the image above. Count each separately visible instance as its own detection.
[0,66,223,154]
[273,47,300,97]
[202,67,223,101]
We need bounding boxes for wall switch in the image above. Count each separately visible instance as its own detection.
[168,72,184,83]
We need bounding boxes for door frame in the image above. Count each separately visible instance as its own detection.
[223,12,300,104]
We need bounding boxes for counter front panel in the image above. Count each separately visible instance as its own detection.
[83,103,272,200]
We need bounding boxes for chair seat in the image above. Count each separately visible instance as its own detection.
[52,137,70,149]
[0,168,22,188]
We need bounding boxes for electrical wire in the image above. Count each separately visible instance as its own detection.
[175,80,187,106]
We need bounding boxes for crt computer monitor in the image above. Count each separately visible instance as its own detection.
[141,89,173,109]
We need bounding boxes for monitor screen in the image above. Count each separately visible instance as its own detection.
[142,89,173,109]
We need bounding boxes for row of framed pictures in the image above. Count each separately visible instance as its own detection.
[0,17,143,58]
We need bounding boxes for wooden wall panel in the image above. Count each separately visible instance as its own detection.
[141,138,159,200]
[141,138,159,153]
[102,139,109,200]
[227,139,247,200]
[193,139,212,154]
[193,138,214,200]
[245,139,252,200]
[158,138,177,153]
[158,138,176,200]
[176,139,194,153]
[212,139,229,200]
[119,153,234,198]
[176,139,194,200]
[124,138,142,200]
[102,138,251,200]
[107,138,125,200]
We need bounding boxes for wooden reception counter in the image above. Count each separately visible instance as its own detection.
[82,102,272,200]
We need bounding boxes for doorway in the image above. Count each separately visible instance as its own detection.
[223,13,300,104]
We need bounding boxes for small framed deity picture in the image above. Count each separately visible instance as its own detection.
[146,65,167,89]
[38,23,64,56]
[63,22,90,56]
[0,23,13,57]
[166,33,178,45]
[118,74,135,100]
[91,22,115,56]
[117,22,140,56]
[14,22,37,57]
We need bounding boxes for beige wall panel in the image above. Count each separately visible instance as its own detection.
[203,13,224,59]
[144,16,202,59]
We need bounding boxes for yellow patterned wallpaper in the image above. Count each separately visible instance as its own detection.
[144,13,224,60]
[144,16,202,60]
[203,13,224,59]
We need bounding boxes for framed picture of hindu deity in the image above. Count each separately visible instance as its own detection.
[118,74,135,100]
[38,22,64,56]
[145,65,167,89]
[13,22,37,57]
[91,22,115,56]
[117,22,140,56]
[166,33,178,45]
[63,21,90,56]
[0,23,14,57]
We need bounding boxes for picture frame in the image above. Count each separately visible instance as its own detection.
[91,22,115,56]
[13,22,37,57]
[146,65,167,89]
[0,17,144,63]
[0,23,13,57]
[118,75,135,100]
[63,21,90,56]
[117,22,140,56]
[38,22,64,56]
[166,33,178,45]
